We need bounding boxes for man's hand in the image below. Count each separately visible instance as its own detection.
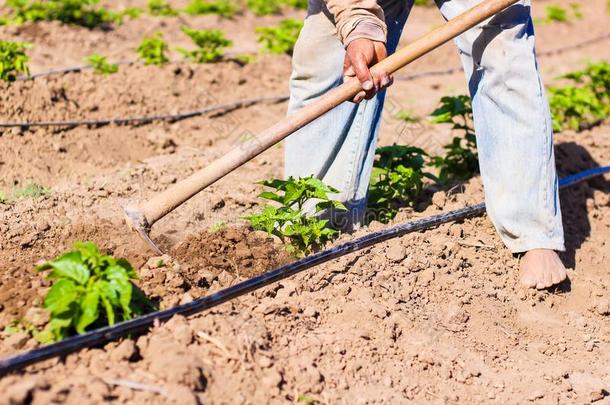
[343,38,392,103]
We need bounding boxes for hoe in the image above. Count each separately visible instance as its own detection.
[123,0,520,254]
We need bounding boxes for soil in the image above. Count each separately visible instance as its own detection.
[1,0,610,404]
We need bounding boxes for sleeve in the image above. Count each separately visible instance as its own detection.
[324,0,388,46]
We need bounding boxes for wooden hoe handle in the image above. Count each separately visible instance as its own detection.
[135,0,519,228]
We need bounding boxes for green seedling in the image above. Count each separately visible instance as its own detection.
[429,95,479,183]
[414,0,433,5]
[11,182,49,199]
[137,32,169,65]
[245,176,346,256]
[545,5,568,22]
[147,0,178,16]
[120,7,142,19]
[0,40,30,81]
[210,221,227,233]
[247,0,280,15]
[35,242,152,343]
[85,53,118,75]
[184,0,238,17]
[5,0,122,28]
[178,26,232,63]
[396,109,420,123]
[0,191,6,204]
[283,0,307,9]
[367,145,431,223]
[256,18,303,55]
[548,61,610,131]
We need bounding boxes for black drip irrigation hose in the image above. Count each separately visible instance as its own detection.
[0,165,609,377]
[0,95,289,129]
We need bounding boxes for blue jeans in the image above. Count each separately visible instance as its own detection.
[285,0,565,253]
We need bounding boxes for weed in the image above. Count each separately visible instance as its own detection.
[184,0,237,17]
[210,221,227,233]
[147,0,178,16]
[548,61,610,131]
[85,53,118,75]
[367,145,430,223]
[0,191,6,204]
[283,0,307,9]
[414,0,433,5]
[12,182,49,199]
[256,18,303,55]
[120,7,142,19]
[245,176,346,256]
[35,242,152,343]
[178,26,232,63]
[6,0,121,28]
[429,95,479,183]
[395,109,420,123]
[137,32,169,65]
[0,40,30,81]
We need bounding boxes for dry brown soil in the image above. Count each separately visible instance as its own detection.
[0,0,609,404]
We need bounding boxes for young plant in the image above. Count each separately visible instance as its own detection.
[6,0,121,28]
[11,181,49,199]
[35,242,151,343]
[367,145,430,223]
[548,61,610,131]
[282,0,307,9]
[247,0,280,15]
[544,5,568,22]
[137,32,169,65]
[184,0,238,17]
[256,18,303,55]
[429,95,479,183]
[0,40,30,81]
[245,176,346,256]
[147,0,178,16]
[85,53,118,75]
[178,26,232,63]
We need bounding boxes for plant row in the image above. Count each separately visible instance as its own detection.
[0,17,303,80]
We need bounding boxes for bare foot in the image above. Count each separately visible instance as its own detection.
[519,249,567,289]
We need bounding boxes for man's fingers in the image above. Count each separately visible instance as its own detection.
[352,53,375,96]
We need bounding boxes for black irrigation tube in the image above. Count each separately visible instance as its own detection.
[0,165,608,377]
[13,32,610,82]
[0,95,289,129]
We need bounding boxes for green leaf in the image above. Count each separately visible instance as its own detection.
[75,288,100,333]
[38,251,90,285]
[43,279,80,315]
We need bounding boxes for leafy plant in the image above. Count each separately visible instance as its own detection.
[367,145,430,223]
[85,53,118,75]
[283,0,307,9]
[147,0,178,16]
[184,0,238,17]
[544,5,568,22]
[245,176,346,256]
[137,32,169,65]
[0,40,30,81]
[429,95,479,183]
[247,0,280,15]
[5,0,122,28]
[178,26,232,63]
[256,18,303,55]
[35,242,151,343]
[414,0,433,5]
[396,109,420,123]
[548,61,610,131]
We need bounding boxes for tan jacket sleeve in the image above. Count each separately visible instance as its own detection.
[324,0,388,46]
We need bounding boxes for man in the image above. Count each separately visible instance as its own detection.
[285,0,567,289]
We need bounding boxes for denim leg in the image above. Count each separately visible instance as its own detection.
[285,0,410,230]
[436,0,565,252]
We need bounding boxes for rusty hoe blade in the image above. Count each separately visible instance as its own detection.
[122,205,163,255]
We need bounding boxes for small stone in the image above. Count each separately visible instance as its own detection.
[179,292,194,305]
[595,299,609,316]
[432,192,446,209]
[386,240,406,263]
[302,307,318,318]
[5,332,29,349]
[23,307,49,327]
[110,339,137,362]
[528,390,544,401]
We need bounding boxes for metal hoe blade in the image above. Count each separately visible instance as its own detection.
[122,206,164,255]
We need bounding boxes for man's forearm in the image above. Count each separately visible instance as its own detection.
[325,0,388,45]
